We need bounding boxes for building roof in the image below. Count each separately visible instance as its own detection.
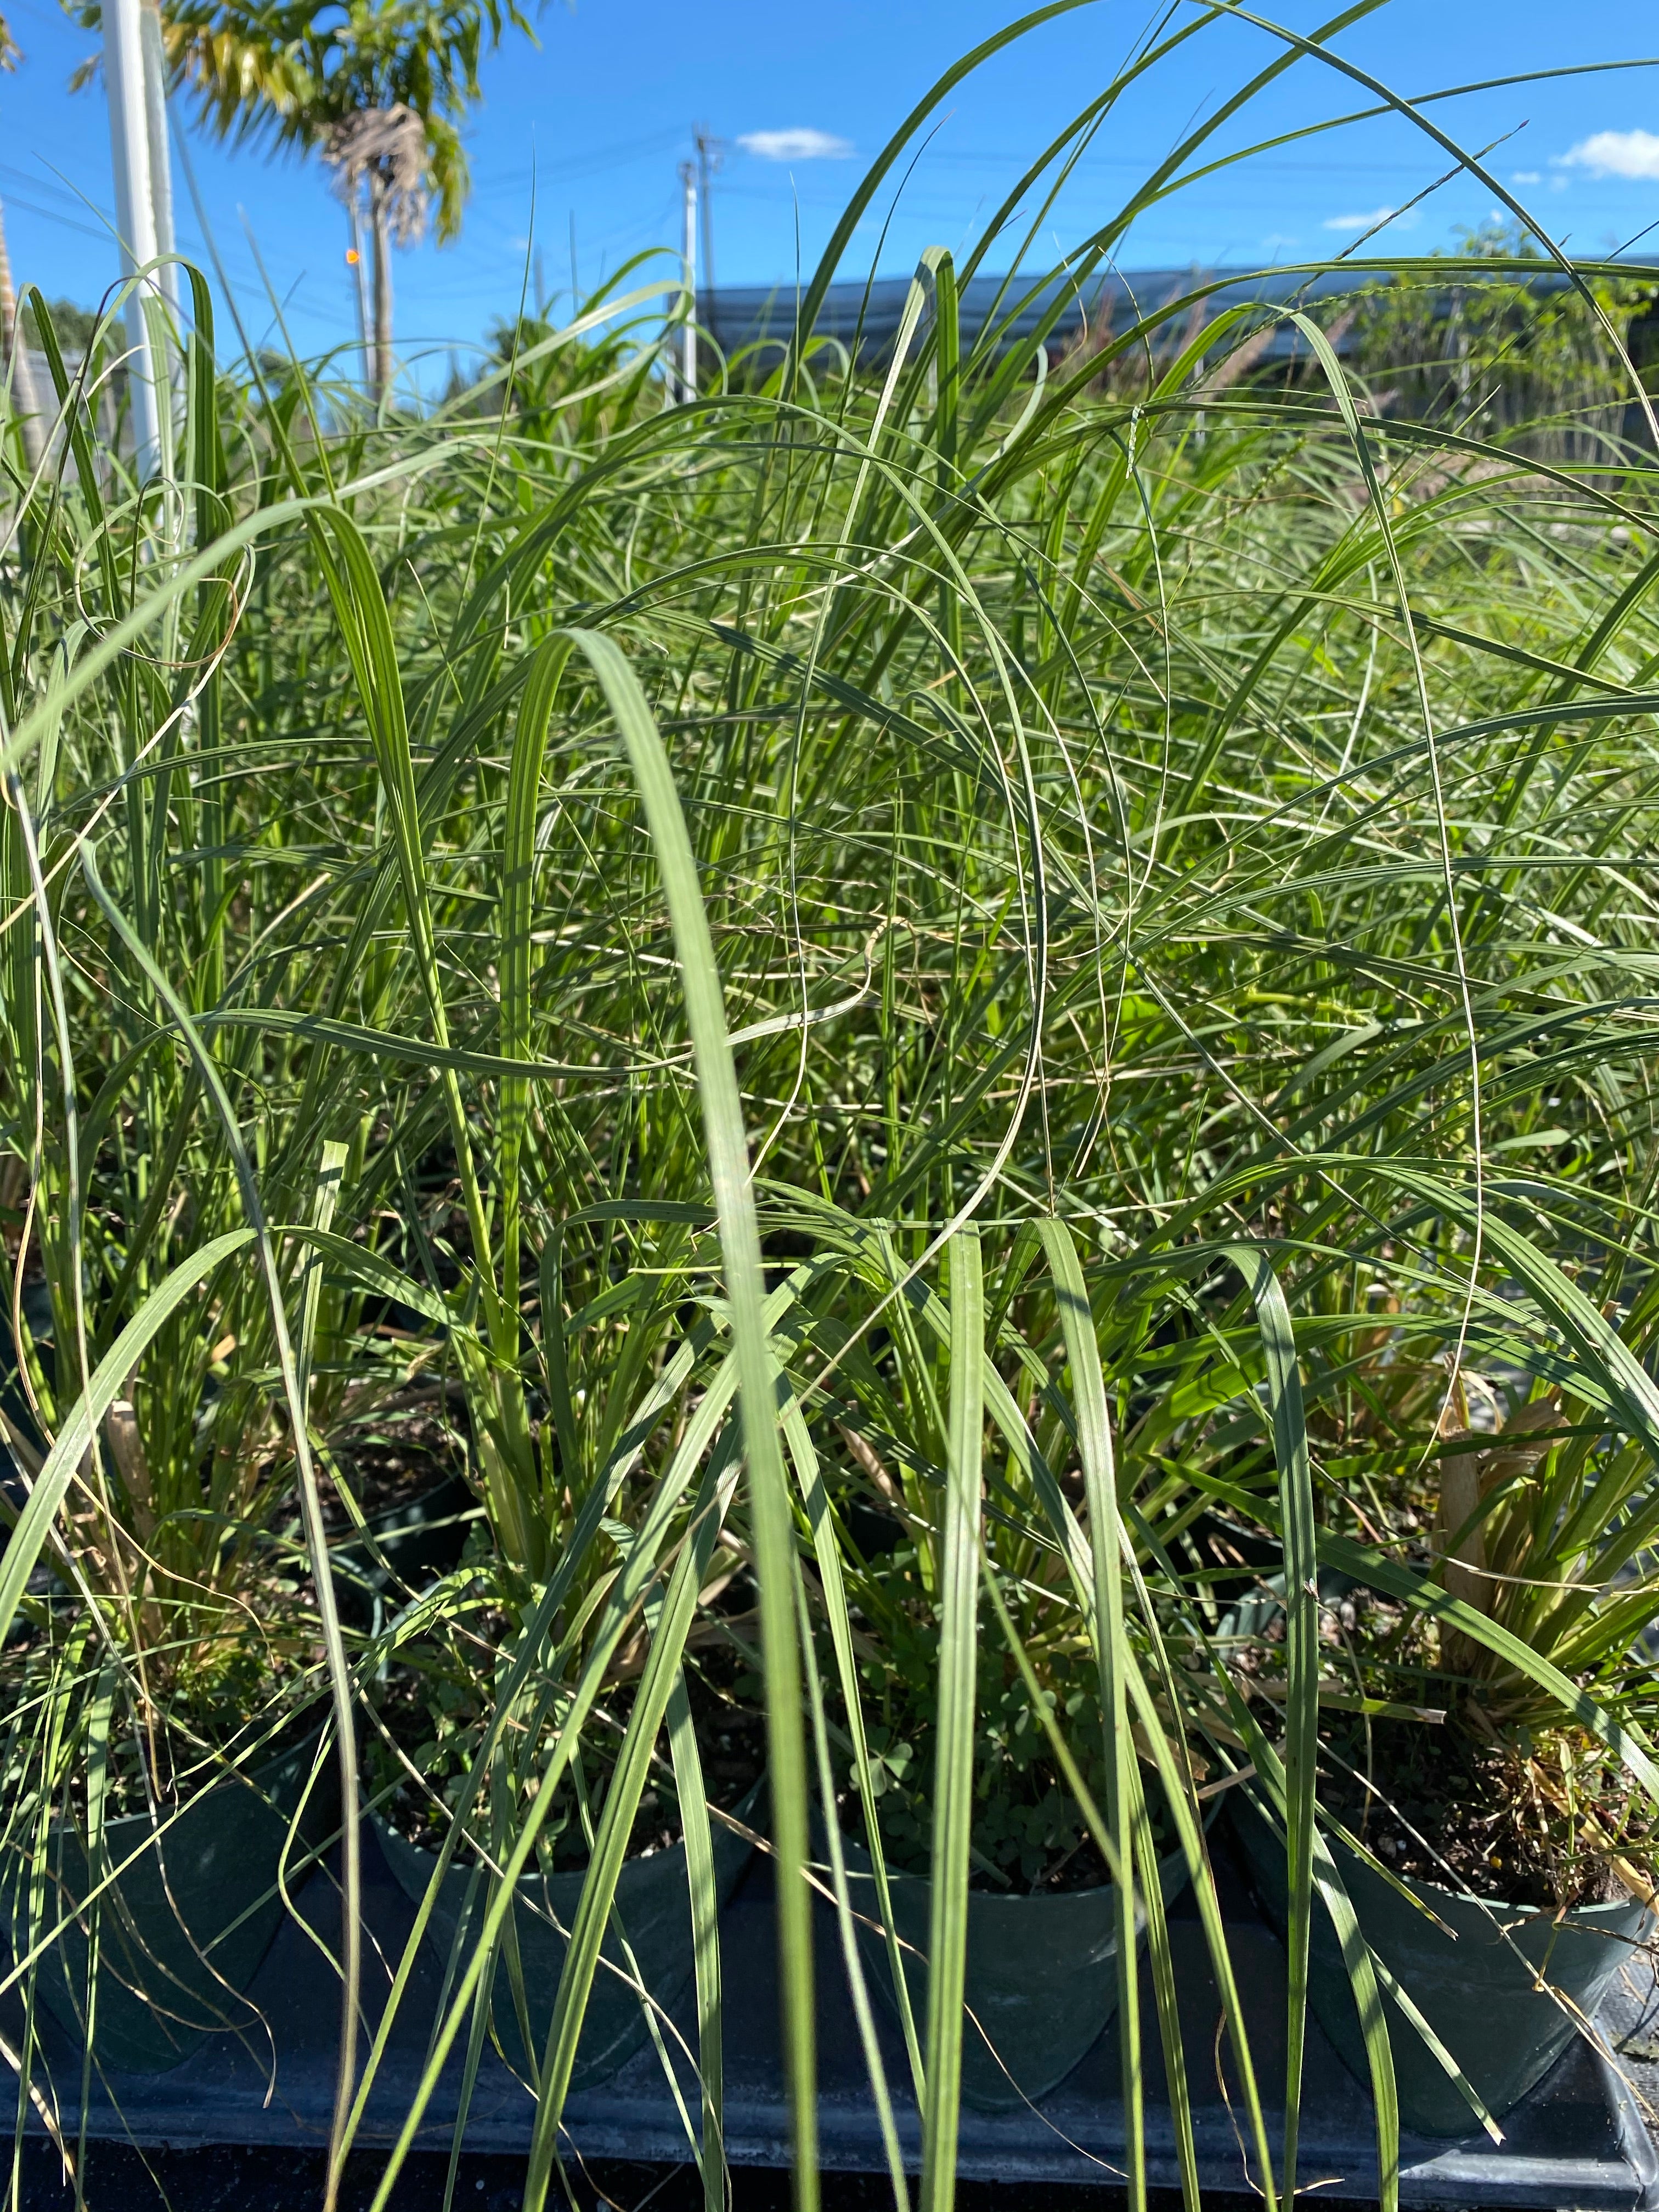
[696,261,1659,374]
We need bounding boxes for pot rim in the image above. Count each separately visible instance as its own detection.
[371,1773,763,1892]
[1234,1782,1657,1926]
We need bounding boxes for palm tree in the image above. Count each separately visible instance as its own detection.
[160,0,531,400]
[319,97,440,399]
[0,13,46,471]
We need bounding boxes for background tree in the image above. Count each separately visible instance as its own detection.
[319,94,436,399]
[75,0,534,400]
[1346,219,1656,462]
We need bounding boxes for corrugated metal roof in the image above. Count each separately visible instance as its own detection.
[696,262,1659,374]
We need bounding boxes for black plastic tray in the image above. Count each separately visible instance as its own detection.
[12,1821,1658,2209]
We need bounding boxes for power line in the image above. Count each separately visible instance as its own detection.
[484,127,685,192]
[0,190,111,243]
[877,145,1494,177]
[0,160,110,212]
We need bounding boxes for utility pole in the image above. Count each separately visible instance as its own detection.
[678,158,697,401]
[103,0,163,480]
[693,126,724,300]
[695,126,725,375]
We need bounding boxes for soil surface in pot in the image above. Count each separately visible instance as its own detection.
[1313,1712,1654,1909]
[1229,1583,1656,1910]
[318,1399,469,1532]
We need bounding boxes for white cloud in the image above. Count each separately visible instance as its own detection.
[737,128,854,162]
[1321,205,1414,234]
[1512,170,1542,185]
[1556,128,1659,180]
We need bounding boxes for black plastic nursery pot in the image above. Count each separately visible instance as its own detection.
[0,1722,340,2074]
[375,1804,753,2089]
[26,1812,1659,2209]
[839,1830,1194,2112]
[1228,1784,1656,2136]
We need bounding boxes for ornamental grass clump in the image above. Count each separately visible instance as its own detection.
[4,2,1659,2202]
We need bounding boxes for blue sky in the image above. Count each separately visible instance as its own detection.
[4,0,1658,373]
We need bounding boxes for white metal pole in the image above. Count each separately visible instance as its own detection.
[138,0,182,439]
[104,0,163,481]
[138,2,178,312]
[679,159,697,402]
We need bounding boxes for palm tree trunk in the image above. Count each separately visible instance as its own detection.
[369,176,393,404]
[347,199,371,392]
[0,196,45,473]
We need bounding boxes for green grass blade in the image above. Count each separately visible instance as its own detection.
[520,1446,740,2211]
[1225,1245,1317,2204]
[1035,1220,1145,2208]
[499,635,575,1317]
[558,625,819,2207]
[667,1666,726,2212]
[920,1228,982,2212]
[780,1394,918,2199]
